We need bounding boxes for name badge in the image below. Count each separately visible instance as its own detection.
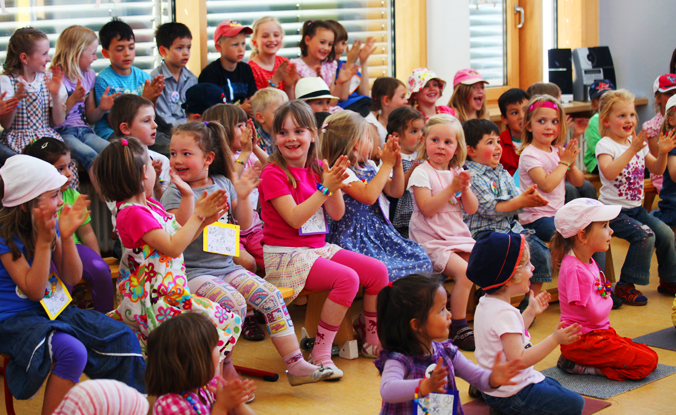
[203,222,241,257]
[39,272,72,320]
[299,207,329,235]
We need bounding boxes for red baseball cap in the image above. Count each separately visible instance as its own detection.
[214,20,253,45]
[657,74,676,93]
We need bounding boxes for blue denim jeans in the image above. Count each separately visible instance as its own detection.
[565,179,598,203]
[56,125,109,170]
[0,142,16,167]
[483,377,584,415]
[610,205,676,285]
[476,230,552,283]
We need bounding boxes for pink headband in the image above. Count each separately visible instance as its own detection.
[529,101,558,112]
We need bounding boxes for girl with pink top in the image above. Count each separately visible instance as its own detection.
[406,68,455,122]
[248,16,297,100]
[260,100,388,380]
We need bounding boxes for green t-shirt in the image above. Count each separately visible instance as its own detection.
[59,188,91,245]
[583,113,601,173]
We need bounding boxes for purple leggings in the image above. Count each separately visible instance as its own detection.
[65,245,114,313]
[50,332,87,383]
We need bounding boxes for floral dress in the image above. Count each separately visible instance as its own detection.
[109,200,241,357]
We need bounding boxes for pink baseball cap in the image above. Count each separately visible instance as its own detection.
[453,68,489,88]
[555,198,621,239]
[657,74,676,94]
[214,21,253,44]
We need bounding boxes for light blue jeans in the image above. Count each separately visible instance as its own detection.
[56,125,109,170]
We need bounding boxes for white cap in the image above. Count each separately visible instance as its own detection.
[555,198,621,239]
[666,94,676,114]
[295,77,339,101]
[0,155,67,207]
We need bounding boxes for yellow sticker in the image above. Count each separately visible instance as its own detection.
[203,222,240,257]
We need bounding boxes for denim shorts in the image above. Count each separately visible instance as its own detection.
[55,125,109,170]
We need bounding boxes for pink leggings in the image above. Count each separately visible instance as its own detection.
[304,249,388,307]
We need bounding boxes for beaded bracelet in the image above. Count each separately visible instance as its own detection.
[235,159,245,165]
[316,183,333,196]
[194,213,205,222]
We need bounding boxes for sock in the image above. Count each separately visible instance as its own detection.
[283,350,320,377]
[363,310,380,346]
[451,318,469,333]
[311,320,339,366]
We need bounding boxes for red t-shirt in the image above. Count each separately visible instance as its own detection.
[248,56,289,91]
[500,128,520,176]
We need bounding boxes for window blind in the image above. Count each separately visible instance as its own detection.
[469,0,506,86]
[205,0,394,83]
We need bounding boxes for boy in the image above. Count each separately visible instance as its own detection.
[181,83,229,121]
[94,18,165,141]
[295,77,338,114]
[583,80,615,174]
[498,88,530,177]
[250,87,288,154]
[151,22,198,156]
[198,20,257,116]
[463,118,552,303]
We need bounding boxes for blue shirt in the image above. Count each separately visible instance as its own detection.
[94,66,151,140]
[656,148,676,226]
[335,60,369,109]
[0,235,45,321]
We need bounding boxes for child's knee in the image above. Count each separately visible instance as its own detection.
[335,269,360,299]
[51,333,87,382]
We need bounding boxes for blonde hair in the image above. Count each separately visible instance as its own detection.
[661,107,676,136]
[598,89,636,138]
[449,83,488,123]
[250,16,283,59]
[518,94,567,154]
[51,26,98,81]
[251,87,288,116]
[3,28,48,76]
[318,110,369,168]
[418,114,467,169]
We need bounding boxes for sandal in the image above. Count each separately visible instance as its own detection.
[450,326,475,351]
[615,283,647,306]
[352,313,366,340]
[241,315,265,341]
[361,342,381,359]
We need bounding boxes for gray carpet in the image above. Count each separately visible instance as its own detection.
[541,364,676,399]
[633,327,676,351]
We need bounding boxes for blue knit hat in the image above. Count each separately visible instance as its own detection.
[467,232,526,294]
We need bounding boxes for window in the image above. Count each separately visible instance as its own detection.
[469,0,506,86]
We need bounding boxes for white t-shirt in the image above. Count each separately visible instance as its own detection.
[518,144,565,224]
[0,72,67,106]
[474,296,545,398]
[365,112,388,148]
[595,136,648,208]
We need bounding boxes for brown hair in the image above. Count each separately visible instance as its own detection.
[449,83,488,123]
[549,225,592,278]
[51,25,98,81]
[146,313,219,397]
[518,94,567,154]
[527,82,562,99]
[172,121,234,180]
[661,107,676,136]
[318,110,368,168]
[598,89,636,138]
[326,20,348,43]
[0,182,46,261]
[371,77,406,112]
[109,94,154,138]
[92,137,148,202]
[202,104,247,149]
[419,114,467,169]
[270,100,323,187]
[4,27,48,76]
[298,20,335,62]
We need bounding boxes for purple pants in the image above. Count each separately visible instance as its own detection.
[65,245,114,313]
[51,331,87,383]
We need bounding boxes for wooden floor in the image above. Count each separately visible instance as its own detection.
[3,238,676,415]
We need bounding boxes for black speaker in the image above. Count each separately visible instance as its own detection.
[548,48,573,102]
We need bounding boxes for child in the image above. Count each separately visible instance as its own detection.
[386,106,425,238]
[295,77,339,114]
[408,114,478,351]
[327,20,375,117]
[643,74,676,162]
[322,111,432,281]
[449,68,489,123]
[94,18,165,141]
[53,379,149,415]
[0,155,145,415]
[248,16,297,100]
[375,273,524,415]
[653,94,676,226]
[151,22,198,155]
[367,77,408,146]
[51,25,112,182]
[406,68,455,121]
[497,88,530,176]
[583,80,615,174]
[518,95,584,242]
[469,232,585,415]
[0,27,67,153]
[552,198,659,380]
[147,313,256,415]
[596,89,676,304]
[463,119,552,301]
[92,137,241,358]
[22,138,113,313]
[182,82,230,122]
[198,20,257,116]
[260,100,389,376]
[250,87,288,154]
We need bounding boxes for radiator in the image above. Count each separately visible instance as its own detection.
[78,181,115,254]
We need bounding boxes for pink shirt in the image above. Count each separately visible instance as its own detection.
[289,58,337,87]
[259,162,326,248]
[518,144,565,224]
[115,198,166,249]
[558,254,612,335]
[153,377,218,415]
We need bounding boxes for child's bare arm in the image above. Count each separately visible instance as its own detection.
[668,155,676,183]
[646,129,676,175]
[141,75,165,105]
[598,132,647,181]
[357,37,376,96]
[77,223,101,256]
[412,183,457,218]
[85,86,121,124]
[47,67,66,127]
[460,175,479,215]
[55,195,91,285]
[501,321,580,367]
[345,140,399,203]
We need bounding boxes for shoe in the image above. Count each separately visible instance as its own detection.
[246,393,255,403]
[450,326,475,351]
[361,342,382,359]
[308,357,344,380]
[556,355,586,375]
[254,309,266,324]
[468,385,483,400]
[287,364,335,386]
[615,283,648,306]
[611,293,623,309]
[241,315,265,341]
[658,280,676,295]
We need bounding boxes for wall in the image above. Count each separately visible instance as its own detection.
[599,0,676,128]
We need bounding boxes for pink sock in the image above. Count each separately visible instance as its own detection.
[283,350,321,377]
[311,320,339,366]
[364,310,380,346]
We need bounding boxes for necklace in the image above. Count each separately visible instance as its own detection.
[43,275,58,298]
[180,387,209,415]
[571,250,611,299]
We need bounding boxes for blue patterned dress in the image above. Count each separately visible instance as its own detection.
[327,161,432,282]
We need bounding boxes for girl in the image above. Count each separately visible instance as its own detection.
[469,232,585,415]
[654,94,676,226]
[322,110,432,282]
[595,89,676,304]
[375,273,523,415]
[408,114,478,351]
[248,16,297,100]
[51,25,116,185]
[552,198,658,380]
[449,68,489,123]
[406,68,455,122]
[92,137,242,361]
[147,313,256,415]
[161,121,332,385]
[366,77,408,146]
[260,100,389,377]
[0,155,145,415]
[23,137,113,313]
[644,74,676,193]
[0,28,67,153]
